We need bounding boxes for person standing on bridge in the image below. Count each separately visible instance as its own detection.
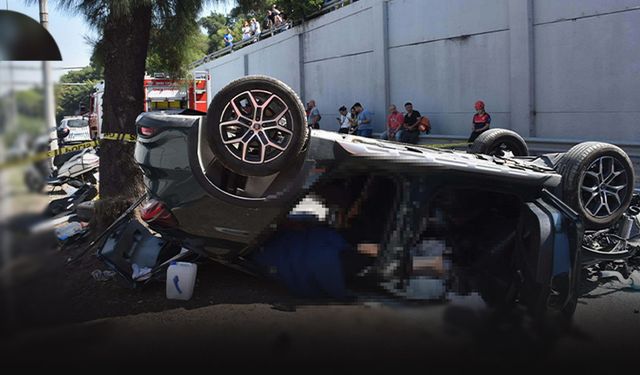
[250,18,261,39]
[223,28,233,48]
[241,21,252,41]
[468,100,491,143]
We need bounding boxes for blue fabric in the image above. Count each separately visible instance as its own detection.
[357,128,373,138]
[357,109,373,131]
[224,33,233,47]
[250,226,350,299]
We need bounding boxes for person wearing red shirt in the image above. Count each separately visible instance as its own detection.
[381,104,404,141]
[468,100,491,143]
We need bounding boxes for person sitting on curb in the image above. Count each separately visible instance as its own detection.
[400,102,421,144]
[381,104,404,141]
[468,100,491,143]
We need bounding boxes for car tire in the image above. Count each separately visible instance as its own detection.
[557,142,634,229]
[470,129,529,157]
[206,75,309,177]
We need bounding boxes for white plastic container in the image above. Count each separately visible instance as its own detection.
[166,261,198,301]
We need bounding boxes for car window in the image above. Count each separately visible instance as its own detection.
[66,119,88,128]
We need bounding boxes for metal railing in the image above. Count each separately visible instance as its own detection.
[189,0,355,69]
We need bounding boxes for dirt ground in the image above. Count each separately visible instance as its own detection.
[1,167,639,369]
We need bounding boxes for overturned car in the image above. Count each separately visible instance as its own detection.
[98,76,637,326]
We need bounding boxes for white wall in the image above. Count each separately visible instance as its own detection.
[247,34,301,92]
[196,0,640,144]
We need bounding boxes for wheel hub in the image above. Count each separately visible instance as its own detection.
[580,156,628,218]
[218,90,294,164]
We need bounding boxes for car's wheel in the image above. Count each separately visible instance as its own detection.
[557,142,634,229]
[207,75,309,177]
[470,129,529,157]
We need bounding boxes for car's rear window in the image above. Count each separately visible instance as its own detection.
[66,119,88,128]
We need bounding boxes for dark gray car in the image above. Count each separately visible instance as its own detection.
[99,76,636,327]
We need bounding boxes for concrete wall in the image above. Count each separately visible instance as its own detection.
[195,0,640,145]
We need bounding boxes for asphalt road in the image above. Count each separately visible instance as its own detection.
[0,175,639,369]
[1,279,638,368]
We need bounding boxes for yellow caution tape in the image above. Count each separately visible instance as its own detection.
[101,132,138,143]
[0,133,138,171]
[0,132,469,171]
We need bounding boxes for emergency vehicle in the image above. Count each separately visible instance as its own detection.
[88,71,210,138]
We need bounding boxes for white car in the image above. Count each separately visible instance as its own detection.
[58,116,91,143]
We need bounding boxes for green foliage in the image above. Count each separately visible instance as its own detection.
[199,11,233,53]
[274,0,324,20]
[55,65,103,122]
[3,115,46,147]
[146,2,209,77]
[1,88,46,144]
[15,89,44,118]
[59,65,103,84]
[146,25,208,77]
[198,0,328,56]
[231,0,324,22]
[199,11,228,35]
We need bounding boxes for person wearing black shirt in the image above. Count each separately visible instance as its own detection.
[400,102,421,144]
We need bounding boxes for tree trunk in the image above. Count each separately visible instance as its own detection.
[96,4,152,227]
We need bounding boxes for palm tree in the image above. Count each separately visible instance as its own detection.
[40,0,210,224]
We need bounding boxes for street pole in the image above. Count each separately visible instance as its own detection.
[7,62,17,133]
[39,0,58,151]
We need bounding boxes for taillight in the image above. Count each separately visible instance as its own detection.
[140,199,177,228]
[138,126,159,137]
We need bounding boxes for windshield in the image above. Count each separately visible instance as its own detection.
[66,119,88,128]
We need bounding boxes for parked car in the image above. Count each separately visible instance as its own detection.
[58,116,92,143]
[98,76,637,327]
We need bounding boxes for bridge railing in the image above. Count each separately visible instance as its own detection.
[189,0,354,69]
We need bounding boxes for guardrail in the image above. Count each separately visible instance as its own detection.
[189,0,354,69]
[189,22,293,68]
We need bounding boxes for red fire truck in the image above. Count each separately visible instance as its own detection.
[143,71,209,113]
[88,71,210,138]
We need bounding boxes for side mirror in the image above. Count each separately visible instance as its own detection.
[57,127,69,139]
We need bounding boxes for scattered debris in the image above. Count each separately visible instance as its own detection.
[91,269,116,282]
[29,213,76,234]
[55,221,88,241]
[45,183,98,217]
[132,263,152,281]
[598,270,640,290]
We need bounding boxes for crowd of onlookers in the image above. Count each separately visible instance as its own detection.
[305,99,492,144]
[223,5,290,48]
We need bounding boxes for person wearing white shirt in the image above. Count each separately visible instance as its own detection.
[336,106,351,134]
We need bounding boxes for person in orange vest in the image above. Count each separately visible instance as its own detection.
[468,100,491,143]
